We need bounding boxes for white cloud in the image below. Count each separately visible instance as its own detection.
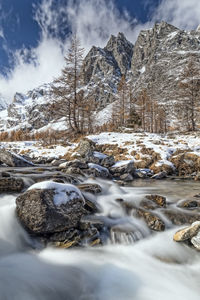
[0,0,200,103]
[0,0,69,102]
[153,0,200,30]
[66,0,138,52]
[0,38,66,101]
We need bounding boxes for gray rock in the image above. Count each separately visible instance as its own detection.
[77,183,102,194]
[110,161,135,176]
[0,177,24,192]
[0,149,33,167]
[16,183,87,234]
[76,139,96,157]
[87,163,111,179]
[85,151,115,168]
[60,159,88,169]
[151,171,167,179]
[191,231,200,250]
[120,173,134,182]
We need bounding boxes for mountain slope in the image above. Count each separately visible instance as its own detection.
[1,22,200,132]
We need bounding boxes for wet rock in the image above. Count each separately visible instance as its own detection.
[191,231,200,250]
[140,199,159,210]
[150,162,174,175]
[120,173,134,182]
[51,159,66,166]
[151,171,167,179]
[0,149,34,167]
[78,183,102,194]
[194,172,200,181]
[1,172,11,177]
[135,169,152,178]
[162,209,200,225]
[65,167,85,176]
[84,198,99,214]
[16,182,87,234]
[173,221,200,242]
[194,193,200,198]
[87,163,111,179]
[101,155,115,168]
[177,199,200,209]
[110,161,135,176]
[145,194,167,208]
[59,160,88,169]
[0,177,24,192]
[136,208,165,231]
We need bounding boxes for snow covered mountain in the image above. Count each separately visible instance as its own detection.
[1,21,200,132]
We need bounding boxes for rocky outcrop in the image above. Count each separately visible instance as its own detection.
[2,22,200,131]
[131,21,200,129]
[84,32,133,109]
[6,84,54,129]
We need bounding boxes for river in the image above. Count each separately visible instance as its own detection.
[0,178,200,300]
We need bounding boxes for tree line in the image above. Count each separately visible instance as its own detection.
[50,35,200,135]
[1,35,199,143]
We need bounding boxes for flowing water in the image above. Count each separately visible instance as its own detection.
[0,178,200,300]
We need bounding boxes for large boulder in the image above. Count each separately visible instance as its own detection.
[16,181,87,234]
[0,149,34,167]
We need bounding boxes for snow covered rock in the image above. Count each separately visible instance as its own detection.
[85,151,115,168]
[110,160,135,177]
[0,149,34,167]
[87,163,111,179]
[16,181,87,234]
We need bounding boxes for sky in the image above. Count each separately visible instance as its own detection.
[0,0,200,102]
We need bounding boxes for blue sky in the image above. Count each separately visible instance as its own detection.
[0,0,160,73]
[0,0,199,101]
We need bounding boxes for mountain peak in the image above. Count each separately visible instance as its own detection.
[153,21,179,36]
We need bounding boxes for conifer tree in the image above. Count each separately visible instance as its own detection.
[178,56,200,131]
[51,35,87,134]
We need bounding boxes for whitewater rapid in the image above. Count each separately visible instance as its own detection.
[0,180,200,300]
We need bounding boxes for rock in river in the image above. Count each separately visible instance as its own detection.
[0,177,24,192]
[16,181,87,234]
[173,221,200,242]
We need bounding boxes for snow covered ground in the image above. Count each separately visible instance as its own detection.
[1,132,200,171]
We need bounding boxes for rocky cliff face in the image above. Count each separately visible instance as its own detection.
[2,21,200,131]
[84,32,133,109]
[6,84,54,130]
[131,21,200,109]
